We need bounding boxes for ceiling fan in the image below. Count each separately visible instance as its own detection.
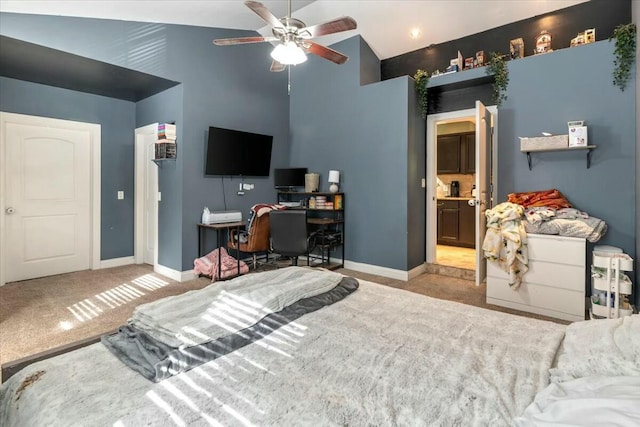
[213,0,357,72]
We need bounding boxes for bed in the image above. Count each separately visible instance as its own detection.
[1,267,638,426]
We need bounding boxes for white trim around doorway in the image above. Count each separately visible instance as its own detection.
[134,123,159,267]
[425,106,498,265]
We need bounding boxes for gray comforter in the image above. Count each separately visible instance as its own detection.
[102,277,358,381]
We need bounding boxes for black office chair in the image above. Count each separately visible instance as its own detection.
[269,209,315,266]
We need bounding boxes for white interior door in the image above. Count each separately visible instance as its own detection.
[474,101,492,286]
[135,124,158,266]
[2,114,98,282]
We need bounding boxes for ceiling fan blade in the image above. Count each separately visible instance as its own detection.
[213,36,278,46]
[299,16,357,38]
[244,1,283,29]
[304,41,349,65]
[270,60,286,72]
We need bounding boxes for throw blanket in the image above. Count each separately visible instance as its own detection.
[192,247,249,280]
[482,202,529,289]
[102,277,359,382]
[129,266,342,348]
[0,281,566,427]
[508,188,572,209]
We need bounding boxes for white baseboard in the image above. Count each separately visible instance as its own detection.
[154,264,198,282]
[99,256,135,269]
[342,259,413,281]
[407,263,427,280]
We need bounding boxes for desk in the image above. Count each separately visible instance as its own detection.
[197,221,246,280]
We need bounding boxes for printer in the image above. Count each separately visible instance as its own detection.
[205,210,242,224]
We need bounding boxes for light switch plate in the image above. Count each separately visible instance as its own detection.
[117,191,124,200]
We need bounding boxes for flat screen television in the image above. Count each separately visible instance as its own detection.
[205,126,273,176]
[274,168,308,189]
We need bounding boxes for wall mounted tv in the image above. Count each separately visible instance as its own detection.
[274,168,308,190]
[205,126,273,176]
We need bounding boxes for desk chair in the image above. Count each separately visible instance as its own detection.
[228,212,271,269]
[269,209,315,266]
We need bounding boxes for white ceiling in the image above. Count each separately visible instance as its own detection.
[0,0,589,60]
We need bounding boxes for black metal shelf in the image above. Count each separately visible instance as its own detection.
[522,145,596,170]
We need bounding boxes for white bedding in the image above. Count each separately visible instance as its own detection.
[517,315,640,427]
[515,375,640,427]
[0,279,566,426]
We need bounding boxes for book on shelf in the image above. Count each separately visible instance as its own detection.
[158,123,176,141]
[155,142,177,159]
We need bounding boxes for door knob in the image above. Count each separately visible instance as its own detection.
[6,207,15,214]
[468,199,477,207]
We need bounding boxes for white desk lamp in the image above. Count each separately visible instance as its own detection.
[328,170,340,193]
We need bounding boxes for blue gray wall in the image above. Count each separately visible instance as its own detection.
[290,36,423,271]
[0,76,136,260]
[0,13,291,271]
[498,40,636,260]
[136,86,184,269]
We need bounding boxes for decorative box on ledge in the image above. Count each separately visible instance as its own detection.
[519,135,568,151]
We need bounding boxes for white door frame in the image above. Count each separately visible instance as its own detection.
[0,112,101,286]
[425,106,498,265]
[134,123,159,267]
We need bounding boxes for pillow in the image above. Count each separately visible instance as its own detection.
[550,315,640,383]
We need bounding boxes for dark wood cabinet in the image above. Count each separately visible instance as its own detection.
[437,132,475,175]
[437,199,475,248]
[437,135,461,174]
[463,133,476,174]
[437,200,459,243]
[458,201,476,247]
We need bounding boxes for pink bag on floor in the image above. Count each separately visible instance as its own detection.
[193,247,249,281]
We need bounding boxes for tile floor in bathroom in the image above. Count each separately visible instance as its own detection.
[436,244,476,270]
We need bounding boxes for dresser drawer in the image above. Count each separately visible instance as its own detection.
[527,234,586,266]
[487,260,585,292]
[487,276,585,318]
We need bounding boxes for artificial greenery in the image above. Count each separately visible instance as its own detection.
[413,69,430,119]
[485,52,509,107]
[610,23,636,91]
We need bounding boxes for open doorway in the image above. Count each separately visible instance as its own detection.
[435,119,477,271]
[425,104,497,284]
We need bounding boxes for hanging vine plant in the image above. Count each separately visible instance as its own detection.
[610,23,636,91]
[486,52,509,107]
[413,69,430,119]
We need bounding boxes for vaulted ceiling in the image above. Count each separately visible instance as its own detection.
[0,0,589,60]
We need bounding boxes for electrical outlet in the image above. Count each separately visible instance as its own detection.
[421,178,426,188]
[158,192,162,201]
[117,191,124,200]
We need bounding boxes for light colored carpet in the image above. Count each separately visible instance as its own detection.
[0,264,567,368]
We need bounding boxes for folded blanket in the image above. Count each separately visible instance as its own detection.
[523,216,607,242]
[130,267,343,348]
[102,277,359,382]
[482,202,528,289]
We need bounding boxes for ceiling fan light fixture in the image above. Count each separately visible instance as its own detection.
[271,41,307,65]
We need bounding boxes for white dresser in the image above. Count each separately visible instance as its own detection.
[486,234,586,322]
